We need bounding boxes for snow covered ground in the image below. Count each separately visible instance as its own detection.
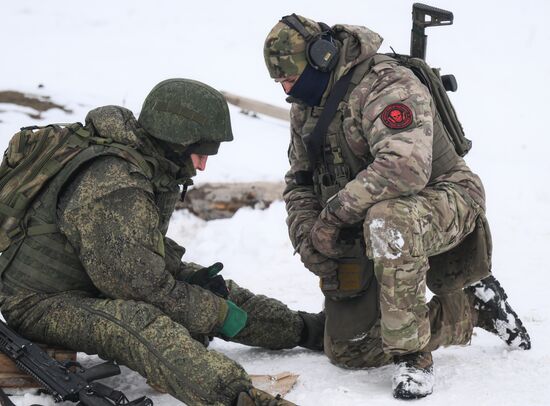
[1,0,549,405]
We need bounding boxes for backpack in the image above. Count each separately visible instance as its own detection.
[0,121,159,254]
[389,53,472,157]
[0,123,92,252]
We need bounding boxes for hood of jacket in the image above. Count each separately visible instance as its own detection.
[84,105,196,183]
[331,24,383,81]
[85,105,149,149]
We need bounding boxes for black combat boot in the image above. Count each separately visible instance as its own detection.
[392,351,434,400]
[297,310,325,351]
[467,275,531,350]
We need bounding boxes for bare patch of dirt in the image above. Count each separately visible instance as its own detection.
[0,90,72,119]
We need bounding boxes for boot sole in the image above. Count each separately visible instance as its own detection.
[472,276,531,350]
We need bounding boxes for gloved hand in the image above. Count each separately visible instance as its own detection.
[298,310,325,351]
[310,204,346,259]
[311,193,361,258]
[297,236,338,277]
[187,262,229,299]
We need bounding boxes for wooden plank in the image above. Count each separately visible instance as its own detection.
[250,372,299,397]
[221,91,290,122]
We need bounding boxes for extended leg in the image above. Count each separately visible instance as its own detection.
[2,292,250,406]
[226,280,323,351]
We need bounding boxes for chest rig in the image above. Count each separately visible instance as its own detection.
[298,58,376,206]
[298,55,460,206]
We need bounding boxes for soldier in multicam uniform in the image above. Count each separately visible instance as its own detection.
[0,79,323,406]
[263,14,531,399]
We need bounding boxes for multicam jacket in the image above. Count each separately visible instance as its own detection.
[284,24,486,249]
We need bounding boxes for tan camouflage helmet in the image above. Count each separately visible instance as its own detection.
[263,14,322,79]
[138,78,233,154]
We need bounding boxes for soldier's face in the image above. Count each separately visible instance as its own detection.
[275,75,300,94]
[190,153,208,171]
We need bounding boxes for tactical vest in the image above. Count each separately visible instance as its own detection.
[0,131,184,295]
[299,57,469,337]
[298,56,461,205]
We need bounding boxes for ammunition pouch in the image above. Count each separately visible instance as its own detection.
[323,232,379,340]
[313,161,350,205]
[320,229,375,300]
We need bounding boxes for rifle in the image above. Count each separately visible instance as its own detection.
[410,3,458,92]
[410,3,453,60]
[0,320,152,406]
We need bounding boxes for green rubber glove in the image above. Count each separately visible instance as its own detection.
[220,300,248,338]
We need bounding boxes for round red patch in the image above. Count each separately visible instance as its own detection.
[381,103,413,129]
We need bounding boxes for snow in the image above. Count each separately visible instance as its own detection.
[368,218,405,260]
[1,0,550,405]
[392,359,434,399]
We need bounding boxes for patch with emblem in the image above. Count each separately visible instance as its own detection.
[381,103,413,129]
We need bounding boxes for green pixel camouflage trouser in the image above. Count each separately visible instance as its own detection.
[0,280,303,406]
[325,182,482,365]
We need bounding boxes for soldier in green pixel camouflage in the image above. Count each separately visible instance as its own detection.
[0,79,323,406]
[263,14,531,399]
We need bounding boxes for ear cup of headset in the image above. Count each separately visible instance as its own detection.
[279,14,340,73]
[306,34,340,72]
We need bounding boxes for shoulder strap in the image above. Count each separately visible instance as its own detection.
[304,55,388,167]
[348,54,393,88]
[303,67,357,167]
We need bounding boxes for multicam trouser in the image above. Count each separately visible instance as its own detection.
[0,280,303,406]
[325,182,488,366]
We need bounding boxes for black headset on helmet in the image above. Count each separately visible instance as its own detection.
[280,13,340,73]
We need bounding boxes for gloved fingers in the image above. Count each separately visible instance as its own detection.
[298,238,324,263]
[188,262,224,287]
[187,267,209,285]
[206,275,230,299]
[310,224,345,258]
[303,250,331,264]
[206,262,224,277]
[302,256,338,277]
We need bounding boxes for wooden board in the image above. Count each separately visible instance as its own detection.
[221,91,290,122]
[176,181,285,220]
[250,372,299,397]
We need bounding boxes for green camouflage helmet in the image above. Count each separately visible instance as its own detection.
[263,15,321,79]
[138,79,233,153]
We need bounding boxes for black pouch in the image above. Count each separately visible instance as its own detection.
[324,274,379,341]
[321,231,380,340]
